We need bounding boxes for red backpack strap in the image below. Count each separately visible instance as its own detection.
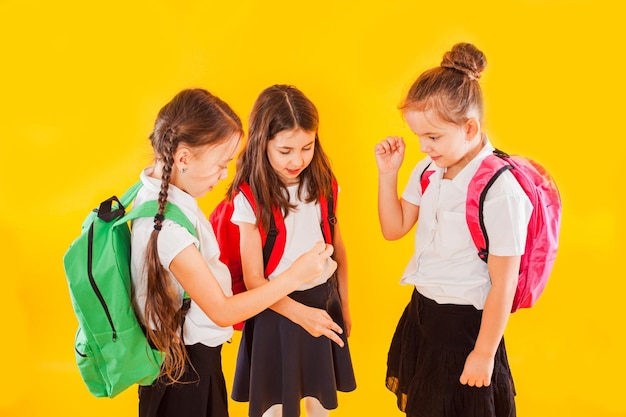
[320,179,338,244]
[466,152,513,262]
[209,198,241,286]
[420,162,435,194]
[238,183,285,277]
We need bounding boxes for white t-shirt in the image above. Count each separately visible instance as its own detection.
[130,168,234,347]
[231,183,337,291]
[400,140,533,309]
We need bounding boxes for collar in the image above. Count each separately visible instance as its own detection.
[446,136,495,192]
[140,167,199,217]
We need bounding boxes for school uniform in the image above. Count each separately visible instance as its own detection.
[386,140,533,417]
[130,168,234,417]
[230,183,356,417]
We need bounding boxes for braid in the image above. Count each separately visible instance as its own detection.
[145,127,190,384]
[141,88,243,384]
[155,129,177,225]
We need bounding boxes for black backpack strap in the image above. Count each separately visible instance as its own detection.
[238,185,277,271]
[262,215,278,270]
[420,161,433,180]
[318,180,338,246]
[179,296,192,341]
[476,158,513,263]
[327,187,337,242]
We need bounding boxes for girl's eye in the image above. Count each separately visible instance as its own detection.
[429,136,438,141]
[279,150,291,155]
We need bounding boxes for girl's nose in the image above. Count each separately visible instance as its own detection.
[419,138,431,154]
[293,152,305,167]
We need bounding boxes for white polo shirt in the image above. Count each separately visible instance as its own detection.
[231,183,337,291]
[130,168,234,347]
[401,140,532,309]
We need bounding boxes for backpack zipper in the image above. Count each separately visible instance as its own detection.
[87,223,117,341]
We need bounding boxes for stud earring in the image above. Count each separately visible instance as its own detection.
[180,168,187,174]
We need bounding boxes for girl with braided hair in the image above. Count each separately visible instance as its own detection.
[130,88,334,417]
[375,43,532,416]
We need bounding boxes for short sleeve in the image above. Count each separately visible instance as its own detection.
[231,192,257,225]
[402,157,434,206]
[156,219,199,270]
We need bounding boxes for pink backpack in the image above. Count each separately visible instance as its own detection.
[421,149,561,312]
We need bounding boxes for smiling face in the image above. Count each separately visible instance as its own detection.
[404,109,481,176]
[266,128,316,185]
[172,132,241,198]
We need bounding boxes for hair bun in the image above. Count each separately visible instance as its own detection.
[440,43,487,81]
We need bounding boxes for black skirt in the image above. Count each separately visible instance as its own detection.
[231,275,356,417]
[138,343,228,417]
[386,289,516,417]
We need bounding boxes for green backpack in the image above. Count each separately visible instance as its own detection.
[63,181,196,398]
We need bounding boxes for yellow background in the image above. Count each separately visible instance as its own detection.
[1,1,623,416]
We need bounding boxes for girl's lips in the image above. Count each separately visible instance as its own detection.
[286,169,301,175]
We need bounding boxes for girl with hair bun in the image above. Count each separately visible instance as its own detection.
[130,88,333,417]
[375,43,531,416]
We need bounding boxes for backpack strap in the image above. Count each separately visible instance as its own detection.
[113,184,198,312]
[96,181,196,238]
[419,162,435,194]
[122,200,197,238]
[119,181,144,210]
[237,183,285,277]
[238,179,338,276]
[320,179,338,244]
[466,150,513,262]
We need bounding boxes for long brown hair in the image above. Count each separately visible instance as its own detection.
[144,88,242,382]
[228,84,335,231]
[401,42,487,125]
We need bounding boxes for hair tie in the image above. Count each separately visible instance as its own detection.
[441,62,480,81]
[154,213,165,231]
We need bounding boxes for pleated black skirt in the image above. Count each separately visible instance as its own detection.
[232,275,356,417]
[386,289,516,417]
[138,343,228,417]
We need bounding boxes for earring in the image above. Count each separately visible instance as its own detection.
[180,168,187,174]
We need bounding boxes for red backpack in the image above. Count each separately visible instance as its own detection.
[209,181,338,329]
[421,149,561,312]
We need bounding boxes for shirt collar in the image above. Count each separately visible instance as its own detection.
[140,167,199,217]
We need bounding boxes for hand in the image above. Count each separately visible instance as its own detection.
[294,304,345,347]
[459,349,494,388]
[374,136,406,175]
[289,241,333,284]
